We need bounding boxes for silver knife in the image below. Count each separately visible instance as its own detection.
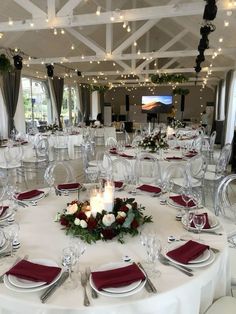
[137,262,157,293]
[40,271,69,303]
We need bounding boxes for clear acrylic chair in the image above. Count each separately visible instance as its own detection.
[19,138,49,188]
[204,296,236,314]
[111,157,132,184]
[105,137,118,148]
[44,161,75,189]
[53,133,69,160]
[214,174,236,290]
[95,151,112,180]
[134,153,161,185]
[164,164,191,195]
[207,143,232,174]
[131,135,143,147]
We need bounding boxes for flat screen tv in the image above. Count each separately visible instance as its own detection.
[141,95,173,113]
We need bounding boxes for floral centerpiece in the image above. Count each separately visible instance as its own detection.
[57,198,152,244]
[46,123,61,133]
[170,119,184,129]
[138,132,168,152]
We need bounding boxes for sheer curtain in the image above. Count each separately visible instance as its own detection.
[48,77,64,129]
[14,82,26,134]
[0,88,8,138]
[0,69,21,136]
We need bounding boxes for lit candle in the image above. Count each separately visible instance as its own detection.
[103,181,114,212]
[90,189,104,217]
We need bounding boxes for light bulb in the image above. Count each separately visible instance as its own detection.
[96,6,101,15]
[127,25,131,32]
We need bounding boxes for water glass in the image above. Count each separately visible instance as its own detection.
[4,223,20,257]
[61,246,78,288]
[193,213,206,241]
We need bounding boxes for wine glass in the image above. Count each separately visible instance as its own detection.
[85,167,99,184]
[69,236,86,272]
[145,233,162,277]
[193,213,206,242]
[61,246,78,289]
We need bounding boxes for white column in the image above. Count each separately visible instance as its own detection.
[225,70,236,144]
[91,91,100,120]
[14,82,26,134]
[219,79,226,121]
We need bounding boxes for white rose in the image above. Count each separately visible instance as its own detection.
[80,220,88,228]
[66,203,78,215]
[74,218,81,226]
[102,214,115,227]
[126,204,132,210]
[117,211,126,218]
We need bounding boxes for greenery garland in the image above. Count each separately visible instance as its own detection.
[0,54,11,73]
[90,85,110,94]
[151,74,188,85]
[172,88,190,96]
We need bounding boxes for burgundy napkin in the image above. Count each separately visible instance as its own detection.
[6,259,61,284]
[57,182,81,190]
[0,206,8,217]
[114,181,123,188]
[119,153,134,159]
[16,189,44,200]
[165,157,183,160]
[137,184,161,194]
[109,150,118,155]
[190,213,211,229]
[166,240,209,264]
[91,263,145,290]
[20,141,28,145]
[175,146,181,150]
[185,153,197,158]
[125,144,132,148]
[170,195,196,208]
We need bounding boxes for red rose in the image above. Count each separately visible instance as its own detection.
[70,200,78,205]
[120,205,129,212]
[132,202,138,210]
[116,216,125,225]
[76,211,87,220]
[60,216,69,227]
[101,229,116,240]
[87,217,98,230]
[131,219,139,229]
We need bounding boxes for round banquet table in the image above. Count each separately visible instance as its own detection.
[0,188,230,314]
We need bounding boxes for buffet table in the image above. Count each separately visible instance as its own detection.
[0,188,230,314]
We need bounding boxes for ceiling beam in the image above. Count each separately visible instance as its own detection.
[26,48,236,64]
[136,28,188,71]
[115,60,131,71]
[57,0,83,17]
[1,2,234,32]
[99,77,219,84]
[47,0,56,21]
[160,58,178,70]
[66,28,105,55]
[13,0,46,18]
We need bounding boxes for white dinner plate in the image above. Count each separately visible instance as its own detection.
[167,196,197,209]
[0,239,8,253]
[188,249,211,264]
[89,262,146,297]
[181,214,220,232]
[4,258,62,292]
[14,191,45,202]
[57,185,82,193]
[165,244,215,268]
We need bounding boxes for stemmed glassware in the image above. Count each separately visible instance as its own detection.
[61,246,78,289]
[85,167,99,184]
[193,213,206,242]
[69,236,86,272]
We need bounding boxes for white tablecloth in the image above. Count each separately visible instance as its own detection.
[0,189,230,314]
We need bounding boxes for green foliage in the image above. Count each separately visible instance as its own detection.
[90,85,110,93]
[0,54,11,73]
[172,88,190,96]
[151,74,188,85]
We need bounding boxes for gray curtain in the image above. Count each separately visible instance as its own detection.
[42,80,53,123]
[80,84,91,123]
[51,76,64,129]
[1,69,21,136]
[100,92,104,123]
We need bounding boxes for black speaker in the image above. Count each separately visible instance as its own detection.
[125,95,129,112]
[181,95,185,112]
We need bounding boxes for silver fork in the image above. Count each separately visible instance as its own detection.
[81,272,90,306]
[159,253,193,276]
[85,267,98,298]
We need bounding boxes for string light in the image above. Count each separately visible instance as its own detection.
[224,20,229,27]
[71,44,75,50]
[134,41,137,46]
[61,29,65,34]
[127,24,131,32]
[219,37,223,43]
[96,6,101,15]
[8,18,13,25]
[53,28,57,35]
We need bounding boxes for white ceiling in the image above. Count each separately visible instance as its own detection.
[0,0,234,87]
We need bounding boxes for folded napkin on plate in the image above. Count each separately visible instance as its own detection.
[91,263,145,290]
[114,181,123,188]
[170,195,196,208]
[0,206,8,217]
[125,144,132,148]
[174,146,181,150]
[57,182,81,190]
[137,184,161,194]
[109,150,118,155]
[190,212,211,229]
[185,153,197,158]
[16,189,44,200]
[166,240,209,264]
[119,153,134,159]
[6,259,61,284]
[165,156,183,160]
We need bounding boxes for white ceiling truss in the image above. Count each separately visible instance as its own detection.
[0,0,234,87]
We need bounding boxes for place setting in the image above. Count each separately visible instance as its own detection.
[13,189,46,206]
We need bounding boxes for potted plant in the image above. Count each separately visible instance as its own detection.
[0,54,11,73]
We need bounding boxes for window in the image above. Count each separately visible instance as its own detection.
[21,77,51,129]
[62,86,77,126]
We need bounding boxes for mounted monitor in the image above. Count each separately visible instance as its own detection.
[141,95,173,113]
